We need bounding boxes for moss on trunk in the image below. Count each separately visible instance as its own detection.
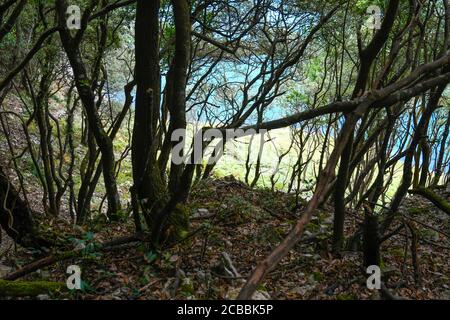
[165,203,190,242]
[0,279,65,297]
[408,187,450,216]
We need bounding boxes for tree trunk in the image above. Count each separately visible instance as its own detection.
[432,111,450,185]
[0,166,50,248]
[363,206,380,268]
[132,0,164,215]
[382,84,446,233]
[56,0,121,220]
[150,0,191,246]
[332,123,353,253]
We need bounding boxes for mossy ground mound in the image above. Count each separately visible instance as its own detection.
[0,280,65,297]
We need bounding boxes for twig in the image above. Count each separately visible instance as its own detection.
[402,214,450,238]
[221,252,241,278]
[2,233,146,281]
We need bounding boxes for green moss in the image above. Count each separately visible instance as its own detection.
[180,277,195,296]
[409,187,450,215]
[0,280,65,297]
[312,271,325,282]
[408,207,423,215]
[257,225,284,244]
[336,293,356,300]
[391,247,404,258]
[165,203,190,242]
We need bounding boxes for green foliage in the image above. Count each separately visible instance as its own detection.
[69,231,102,260]
[79,280,95,293]
[354,0,385,14]
[144,251,158,264]
[312,271,324,282]
[180,277,195,298]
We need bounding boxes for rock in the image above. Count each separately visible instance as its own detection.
[291,285,315,296]
[37,294,50,300]
[252,290,271,300]
[226,287,271,300]
[225,287,240,299]
[191,208,215,219]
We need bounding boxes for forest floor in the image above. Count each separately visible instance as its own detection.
[0,176,449,300]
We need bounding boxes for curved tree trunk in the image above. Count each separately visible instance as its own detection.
[56,0,121,221]
[0,166,50,248]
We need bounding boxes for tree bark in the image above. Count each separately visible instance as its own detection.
[432,111,450,185]
[0,166,50,248]
[362,205,380,268]
[132,0,163,212]
[150,0,191,245]
[56,0,121,220]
